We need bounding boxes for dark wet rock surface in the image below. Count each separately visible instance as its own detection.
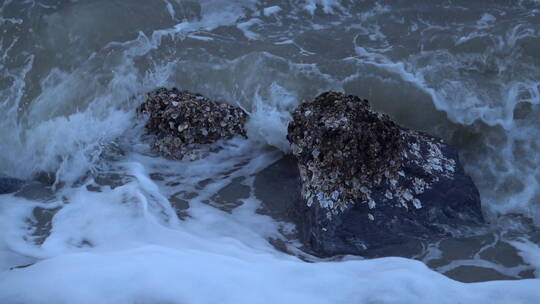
[286,91,484,257]
[254,155,302,222]
[0,176,25,194]
[137,88,248,160]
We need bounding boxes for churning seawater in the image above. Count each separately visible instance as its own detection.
[1,1,540,303]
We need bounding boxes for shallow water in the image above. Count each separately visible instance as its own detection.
[1,1,540,303]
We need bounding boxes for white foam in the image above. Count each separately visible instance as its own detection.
[264,6,282,17]
[188,34,214,41]
[2,237,539,303]
[511,239,540,277]
[163,0,176,20]
[476,13,496,29]
[237,18,262,40]
[303,0,344,15]
[1,170,540,303]
[246,83,298,152]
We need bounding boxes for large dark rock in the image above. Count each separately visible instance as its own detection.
[137,88,248,160]
[287,91,483,257]
[0,176,25,194]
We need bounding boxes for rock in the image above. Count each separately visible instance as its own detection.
[254,155,303,222]
[0,176,25,194]
[137,88,248,160]
[287,91,483,257]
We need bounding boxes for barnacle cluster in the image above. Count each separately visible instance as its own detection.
[137,88,248,160]
[287,91,456,219]
[383,133,457,212]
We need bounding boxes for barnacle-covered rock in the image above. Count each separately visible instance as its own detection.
[137,88,248,160]
[287,91,483,257]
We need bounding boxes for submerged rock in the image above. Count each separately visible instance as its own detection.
[138,88,248,160]
[287,91,483,257]
[0,176,25,194]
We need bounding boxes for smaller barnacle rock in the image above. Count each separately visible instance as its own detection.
[137,88,248,160]
[287,91,483,257]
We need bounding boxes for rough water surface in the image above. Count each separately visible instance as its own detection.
[1,0,540,303]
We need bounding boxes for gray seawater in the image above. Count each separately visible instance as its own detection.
[1,0,540,301]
